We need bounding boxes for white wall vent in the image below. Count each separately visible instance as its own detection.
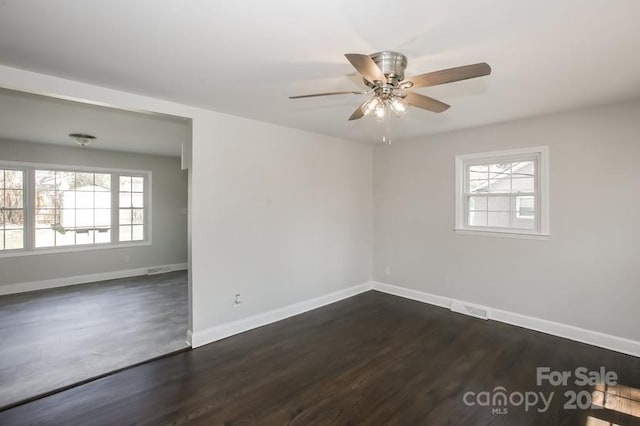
[147,266,172,275]
[450,301,490,320]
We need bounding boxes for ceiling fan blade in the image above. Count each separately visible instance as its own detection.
[289,90,366,99]
[404,92,450,113]
[348,100,367,121]
[345,53,386,84]
[407,63,491,89]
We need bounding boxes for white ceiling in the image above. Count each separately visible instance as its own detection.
[0,0,639,143]
[0,87,190,156]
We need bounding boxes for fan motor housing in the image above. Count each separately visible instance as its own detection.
[366,51,408,87]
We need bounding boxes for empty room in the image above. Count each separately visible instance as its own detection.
[0,1,638,425]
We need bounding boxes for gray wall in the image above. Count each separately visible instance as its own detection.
[0,139,187,287]
[190,113,373,334]
[373,99,640,342]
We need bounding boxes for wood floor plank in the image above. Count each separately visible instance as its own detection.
[1,291,639,425]
[0,271,189,409]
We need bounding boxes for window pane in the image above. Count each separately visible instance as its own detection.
[468,196,487,211]
[76,191,94,209]
[119,192,131,208]
[469,180,488,193]
[120,225,132,241]
[35,170,56,190]
[36,191,57,208]
[95,174,111,191]
[119,176,131,192]
[119,209,131,224]
[60,191,76,209]
[513,213,536,230]
[512,177,535,193]
[132,193,144,208]
[132,225,144,241]
[488,196,510,212]
[57,172,76,190]
[60,209,75,228]
[95,209,110,227]
[488,212,510,228]
[512,161,534,176]
[5,229,23,249]
[4,170,23,189]
[76,173,94,188]
[5,209,23,228]
[95,192,110,208]
[95,229,111,244]
[486,177,511,193]
[132,209,144,224]
[76,229,93,245]
[35,229,55,248]
[469,165,488,173]
[36,209,56,227]
[0,231,3,250]
[516,196,535,218]
[56,231,75,246]
[5,190,23,208]
[469,171,487,180]
[469,211,487,227]
[131,177,144,192]
[76,209,94,227]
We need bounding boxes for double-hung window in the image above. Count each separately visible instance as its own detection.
[455,146,549,239]
[0,161,150,256]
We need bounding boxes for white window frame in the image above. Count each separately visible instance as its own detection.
[454,146,550,240]
[0,160,152,258]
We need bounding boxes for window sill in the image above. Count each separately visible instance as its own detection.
[0,241,151,259]
[454,228,550,240]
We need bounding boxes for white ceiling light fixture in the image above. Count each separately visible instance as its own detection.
[69,133,97,147]
[290,51,491,144]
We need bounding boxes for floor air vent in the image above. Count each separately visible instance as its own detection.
[450,301,489,320]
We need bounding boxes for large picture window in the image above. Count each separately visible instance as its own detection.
[35,170,112,247]
[0,161,150,256]
[455,147,549,239]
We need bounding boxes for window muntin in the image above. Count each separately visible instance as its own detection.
[35,170,112,247]
[465,160,537,231]
[118,175,145,242]
[0,168,25,250]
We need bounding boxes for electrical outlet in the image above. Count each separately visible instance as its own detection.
[234,294,242,306]
[385,265,391,275]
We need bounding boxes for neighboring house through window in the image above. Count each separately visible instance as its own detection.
[455,146,549,239]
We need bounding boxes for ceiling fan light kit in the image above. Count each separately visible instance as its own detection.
[290,51,491,144]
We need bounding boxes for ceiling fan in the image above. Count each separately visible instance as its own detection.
[289,51,491,123]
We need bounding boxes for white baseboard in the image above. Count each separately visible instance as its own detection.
[189,281,373,348]
[0,262,188,295]
[372,281,640,358]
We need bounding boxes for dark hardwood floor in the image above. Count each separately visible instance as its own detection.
[1,291,639,425]
[0,271,188,409]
